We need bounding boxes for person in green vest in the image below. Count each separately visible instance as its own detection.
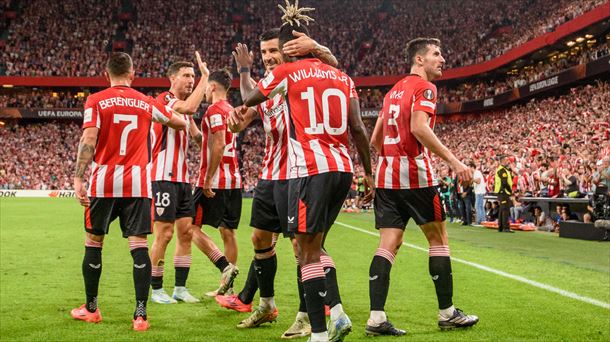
[495,155,514,233]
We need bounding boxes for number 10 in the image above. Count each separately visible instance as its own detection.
[301,87,347,135]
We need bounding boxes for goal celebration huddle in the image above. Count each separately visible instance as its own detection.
[70,1,479,340]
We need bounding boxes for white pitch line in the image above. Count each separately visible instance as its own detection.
[335,221,610,310]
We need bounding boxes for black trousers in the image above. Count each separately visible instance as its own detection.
[498,193,511,232]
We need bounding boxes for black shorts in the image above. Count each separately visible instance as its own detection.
[84,197,153,238]
[288,172,352,235]
[250,179,291,237]
[357,191,365,198]
[192,188,242,229]
[152,181,194,222]
[374,186,445,229]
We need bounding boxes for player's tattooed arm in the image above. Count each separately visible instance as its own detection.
[283,31,338,67]
[74,128,98,179]
[73,127,98,207]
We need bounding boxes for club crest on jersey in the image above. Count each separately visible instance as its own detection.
[156,207,165,216]
[423,89,434,100]
[164,94,172,103]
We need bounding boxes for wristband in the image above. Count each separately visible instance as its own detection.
[239,67,250,74]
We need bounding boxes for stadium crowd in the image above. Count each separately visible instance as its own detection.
[1,0,607,77]
[2,82,608,197]
[3,39,606,109]
[434,81,610,198]
[438,42,610,103]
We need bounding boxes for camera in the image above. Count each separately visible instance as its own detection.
[592,185,610,231]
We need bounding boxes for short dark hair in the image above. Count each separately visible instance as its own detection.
[106,52,133,77]
[405,38,441,67]
[259,28,280,42]
[209,68,232,90]
[167,61,194,77]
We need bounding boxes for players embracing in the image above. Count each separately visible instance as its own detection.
[239,3,374,341]
[220,26,340,338]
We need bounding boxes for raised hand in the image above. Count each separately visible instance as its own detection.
[195,51,209,79]
[232,43,253,70]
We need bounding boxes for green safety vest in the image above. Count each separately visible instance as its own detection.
[494,165,512,195]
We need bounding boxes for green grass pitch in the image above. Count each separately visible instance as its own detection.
[1,198,609,341]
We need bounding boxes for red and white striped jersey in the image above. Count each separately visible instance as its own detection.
[256,93,290,180]
[150,91,190,183]
[83,86,173,198]
[196,100,242,189]
[257,58,356,178]
[375,74,438,189]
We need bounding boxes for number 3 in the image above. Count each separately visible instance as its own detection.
[384,104,400,145]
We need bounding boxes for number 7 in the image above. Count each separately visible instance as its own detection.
[113,114,138,156]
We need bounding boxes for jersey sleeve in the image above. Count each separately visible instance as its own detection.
[257,64,288,99]
[412,83,437,116]
[83,96,100,129]
[205,104,226,134]
[149,97,173,124]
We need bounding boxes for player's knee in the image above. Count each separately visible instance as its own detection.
[220,228,236,241]
[176,228,192,244]
[251,230,272,249]
[158,228,173,245]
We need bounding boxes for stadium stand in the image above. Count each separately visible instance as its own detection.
[1,0,607,76]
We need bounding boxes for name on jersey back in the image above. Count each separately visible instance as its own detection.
[99,97,151,111]
[288,68,349,86]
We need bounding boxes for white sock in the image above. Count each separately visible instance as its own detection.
[368,310,387,326]
[440,305,455,318]
[174,286,186,292]
[310,331,328,341]
[260,297,275,310]
[330,303,344,321]
[296,311,309,321]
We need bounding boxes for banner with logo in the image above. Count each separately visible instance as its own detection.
[0,108,84,119]
[0,190,76,198]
